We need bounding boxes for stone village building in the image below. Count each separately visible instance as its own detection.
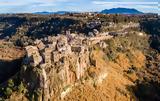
[23,32,111,101]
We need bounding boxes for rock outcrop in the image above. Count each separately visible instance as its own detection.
[21,34,108,101]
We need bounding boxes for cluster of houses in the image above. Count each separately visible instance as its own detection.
[25,34,88,89]
[22,20,143,100]
[23,30,111,100]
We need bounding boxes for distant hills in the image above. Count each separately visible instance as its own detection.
[34,11,54,15]
[34,11,73,15]
[34,8,144,15]
[100,8,143,14]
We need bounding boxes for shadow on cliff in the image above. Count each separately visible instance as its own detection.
[0,58,23,84]
[128,80,160,101]
[140,18,160,52]
[26,18,83,38]
[0,17,27,39]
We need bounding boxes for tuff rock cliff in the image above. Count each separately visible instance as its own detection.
[20,34,110,101]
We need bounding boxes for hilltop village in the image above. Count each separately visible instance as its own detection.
[23,30,113,100]
[0,13,159,101]
[22,22,146,100]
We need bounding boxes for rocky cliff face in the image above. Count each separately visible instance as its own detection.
[21,34,108,100]
[0,41,25,83]
[0,14,159,101]
[1,29,159,101]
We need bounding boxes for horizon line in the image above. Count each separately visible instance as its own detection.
[0,7,158,14]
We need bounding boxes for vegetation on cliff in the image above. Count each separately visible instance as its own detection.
[0,14,159,101]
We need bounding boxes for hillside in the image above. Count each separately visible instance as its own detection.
[34,11,71,15]
[101,8,143,14]
[0,13,159,101]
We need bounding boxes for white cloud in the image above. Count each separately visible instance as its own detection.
[92,1,158,10]
[92,1,158,5]
[0,0,73,6]
[91,1,158,14]
[0,0,158,13]
[0,1,25,6]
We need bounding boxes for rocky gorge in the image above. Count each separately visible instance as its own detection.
[0,13,159,101]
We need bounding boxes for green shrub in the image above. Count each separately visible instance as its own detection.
[4,87,12,98]
[18,82,26,93]
[8,79,14,88]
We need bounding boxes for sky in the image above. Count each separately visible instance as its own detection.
[0,0,159,14]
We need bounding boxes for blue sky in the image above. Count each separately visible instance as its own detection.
[0,0,159,14]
